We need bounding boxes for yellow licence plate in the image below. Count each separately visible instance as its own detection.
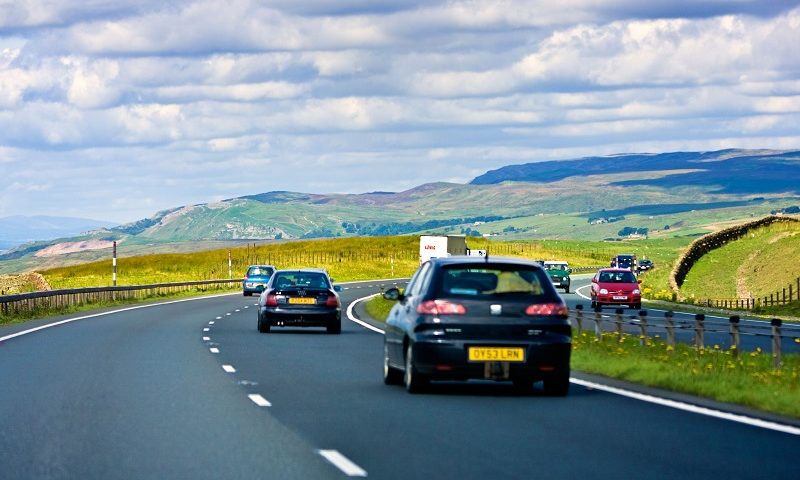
[468,347,525,362]
[288,297,316,305]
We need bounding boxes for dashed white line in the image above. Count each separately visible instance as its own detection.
[216,316,222,320]
[244,306,249,309]
[209,347,219,354]
[202,336,210,341]
[209,321,215,325]
[248,394,271,407]
[226,313,232,316]
[318,450,367,477]
[222,365,236,373]
[203,327,210,332]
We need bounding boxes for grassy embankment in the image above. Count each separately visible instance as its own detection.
[364,295,800,419]
[680,221,800,317]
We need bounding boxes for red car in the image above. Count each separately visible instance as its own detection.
[590,268,641,309]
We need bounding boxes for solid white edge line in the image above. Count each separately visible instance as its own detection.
[345,294,384,335]
[318,450,368,477]
[0,291,240,344]
[570,378,800,436]
[248,394,271,407]
[222,364,236,373]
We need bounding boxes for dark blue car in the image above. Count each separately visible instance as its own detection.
[242,265,276,296]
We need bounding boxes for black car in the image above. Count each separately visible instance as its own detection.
[638,259,654,271]
[257,269,342,334]
[382,256,571,395]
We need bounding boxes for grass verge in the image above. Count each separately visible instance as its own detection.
[364,295,800,419]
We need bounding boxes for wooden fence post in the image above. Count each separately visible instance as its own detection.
[614,308,624,340]
[593,307,603,340]
[694,313,705,350]
[664,311,675,351]
[638,310,648,346]
[771,318,782,369]
[729,315,740,357]
[574,304,583,334]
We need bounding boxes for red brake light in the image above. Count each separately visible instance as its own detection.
[325,294,339,307]
[417,300,466,315]
[525,303,568,316]
[265,294,278,306]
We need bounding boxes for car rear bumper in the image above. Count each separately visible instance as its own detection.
[261,307,340,327]
[410,338,571,381]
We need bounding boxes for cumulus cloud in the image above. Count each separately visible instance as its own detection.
[0,0,799,222]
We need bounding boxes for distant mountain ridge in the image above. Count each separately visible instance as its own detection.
[0,216,117,251]
[2,149,799,269]
[471,149,800,194]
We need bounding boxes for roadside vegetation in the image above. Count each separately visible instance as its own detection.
[364,295,800,419]
[680,221,800,304]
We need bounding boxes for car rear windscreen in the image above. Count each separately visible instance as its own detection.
[438,265,550,298]
[248,266,274,276]
[273,272,330,289]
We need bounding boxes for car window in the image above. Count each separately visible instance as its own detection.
[248,266,273,276]
[408,263,432,297]
[438,266,548,298]
[599,271,636,283]
[273,272,330,289]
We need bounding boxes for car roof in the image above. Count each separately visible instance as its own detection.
[274,268,329,274]
[598,268,636,273]
[429,255,543,267]
[247,264,276,268]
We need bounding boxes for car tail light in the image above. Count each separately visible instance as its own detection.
[325,294,339,307]
[417,300,466,315]
[525,303,568,316]
[265,294,278,306]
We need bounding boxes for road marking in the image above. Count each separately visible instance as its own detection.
[243,306,249,309]
[248,394,271,407]
[216,316,222,320]
[202,336,210,341]
[346,294,384,335]
[222,365,236,373]
[209,347,219,353]
[318,450,367,477]
[235,309,240,312]
[570,378,800,436]
[209,321,215,325]
[203,327,210,332]
[0,292,241,344]
[226,313,231,316]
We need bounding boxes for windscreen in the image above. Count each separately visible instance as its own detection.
[599,271,637,283]
[438,265,550,298]
[247,266,273,276]
[616,257,633,268]
[273,272,330,289]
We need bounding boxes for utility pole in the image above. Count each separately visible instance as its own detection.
[228,249,232,287]
[112,241,117,286]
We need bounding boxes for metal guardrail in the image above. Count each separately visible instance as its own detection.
[570,305,800,368]
[0,279,244,317]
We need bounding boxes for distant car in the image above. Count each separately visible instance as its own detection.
[382,256,571,395]
[610,254,638,273]
[242,265,276,296]
[638,259,654,271]
[257,269,342,334]
[590,268,642,310]
[543,260,571,293]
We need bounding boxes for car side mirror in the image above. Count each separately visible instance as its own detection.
[637,279,642,284]
[333,285,343,292]
[383,287,404,301]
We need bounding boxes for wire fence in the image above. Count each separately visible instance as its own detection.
[702,276,800,310]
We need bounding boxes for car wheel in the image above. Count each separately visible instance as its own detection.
[404,343,428,393]
[327,319,341,334]
[257,315,270,333]
[243,291,251,297]
[543,371,570,396]
[384,343,403,385]
[590,300,596,308]
[563,285,570,294]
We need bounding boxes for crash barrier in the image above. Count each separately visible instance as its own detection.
[702,277,800,310]
[0,279,244,318]
[571,305,800,368]
[669,215,800,297]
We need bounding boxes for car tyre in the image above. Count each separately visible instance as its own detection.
[243,291,251,297]
[384,343,403,385]
[327,319,341,334]
[563,285,570,294]
[543,372,570,396]
[257,315,271,333]
[404,344,428,393]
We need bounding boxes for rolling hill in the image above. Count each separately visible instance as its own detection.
[1,148,798,273]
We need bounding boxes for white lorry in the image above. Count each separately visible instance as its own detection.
[419,235,468,264]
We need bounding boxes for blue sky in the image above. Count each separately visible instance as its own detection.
[1,0,799,223]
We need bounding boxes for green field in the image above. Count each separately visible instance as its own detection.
[681,222,800,304]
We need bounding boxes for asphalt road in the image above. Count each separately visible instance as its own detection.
[1,280,799,479]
